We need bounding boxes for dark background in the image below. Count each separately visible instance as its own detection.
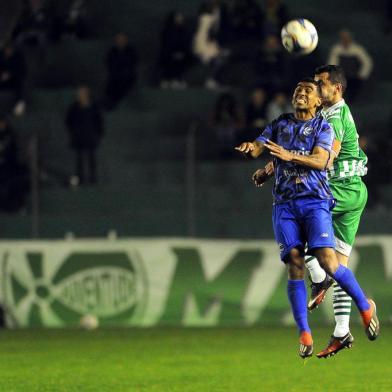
[0,0,391,239]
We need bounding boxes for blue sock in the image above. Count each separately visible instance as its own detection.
[287,280,310,333]
[332,265,370,312]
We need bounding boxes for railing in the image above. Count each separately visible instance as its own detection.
[185,122,198,237]
[25,123,200,239]
[29,134,39,239]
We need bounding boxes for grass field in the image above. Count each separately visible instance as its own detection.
[0,326,391,391]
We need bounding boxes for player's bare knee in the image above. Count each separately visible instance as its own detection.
[286,248,305,280]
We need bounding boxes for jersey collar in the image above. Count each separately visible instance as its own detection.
[322,99,345,116]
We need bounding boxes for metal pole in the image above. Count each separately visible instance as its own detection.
[186,123,197,237]
[30,134,39,238]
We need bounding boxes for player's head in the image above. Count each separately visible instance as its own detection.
[314,65,347,106]
[292,77,322,114]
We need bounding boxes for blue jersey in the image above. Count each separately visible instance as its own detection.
[256,113,334,204]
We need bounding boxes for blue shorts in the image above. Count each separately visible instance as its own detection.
[272,197,335,262]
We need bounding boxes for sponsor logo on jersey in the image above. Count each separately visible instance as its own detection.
[288,149,311,156]
[303,126,313,136]
[283,168,309,178]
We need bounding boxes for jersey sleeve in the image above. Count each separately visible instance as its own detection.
[326,116,344,141]
[255,122,274,144]
[314,120,334,151]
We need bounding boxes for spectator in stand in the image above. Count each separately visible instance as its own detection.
[51,0,89,41]
[63,0,89,39]
[288,47,321,90]
[266,91,291,123]
[358,135,389,210]
[13,0,52,47]
[65,86,104,186]
[210,92,244,158]
[204,0,230,47]
[328,30,373,101]
[103,33,138,110]
[0,43,27,116]
[363,111,392,208]
[0,117,29,212]
[228,0,263,41]
[262,0,288,36]
[385,1,392,34]
[255,34,287,91]
[246,87,268,135]
[158,11,192,89]
[193,1,229,89]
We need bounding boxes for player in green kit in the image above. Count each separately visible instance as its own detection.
[253,65,374,357]
[307,65,370,358]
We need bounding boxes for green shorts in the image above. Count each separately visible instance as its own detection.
[330,177,368,256]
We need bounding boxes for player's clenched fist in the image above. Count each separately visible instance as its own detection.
[235,142,255,153]
[252,162,274,188]
[252,168,269,187]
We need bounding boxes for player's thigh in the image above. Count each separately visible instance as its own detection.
[272,203,305,262]
[286,248,306,280]
[332,181,368,255]
[301,198,335,254]
[331,179,368,216]
[336,251,349,267]
[333,209,364,256]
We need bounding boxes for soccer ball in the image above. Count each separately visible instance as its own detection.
[281,19,318,55]
[80,314,99,330]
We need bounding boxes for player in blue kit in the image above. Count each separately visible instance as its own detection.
[235,78,379,358]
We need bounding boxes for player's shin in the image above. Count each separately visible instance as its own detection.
[287,280,311,333]
[288,279,313,357]
[331,265,369,312]
[330,264,379,340]
[333,283,352,337]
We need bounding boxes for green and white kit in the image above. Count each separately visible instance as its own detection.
[322,99,368,256]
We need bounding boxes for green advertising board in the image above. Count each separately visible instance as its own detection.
[0,237,391,327]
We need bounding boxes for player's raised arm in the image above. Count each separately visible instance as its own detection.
[235,122,274,159]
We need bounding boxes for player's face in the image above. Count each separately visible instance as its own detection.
[292,82,321,111]
[314,72,338,105]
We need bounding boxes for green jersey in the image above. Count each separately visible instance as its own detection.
[322,99,367,183]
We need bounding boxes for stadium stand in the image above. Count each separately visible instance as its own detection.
[0,0,391,239]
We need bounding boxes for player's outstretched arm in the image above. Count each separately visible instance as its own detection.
[235,141,265,158]
[265,140,329,170]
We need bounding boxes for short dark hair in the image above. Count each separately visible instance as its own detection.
[314,64,347,93]
[297,77,322,96]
